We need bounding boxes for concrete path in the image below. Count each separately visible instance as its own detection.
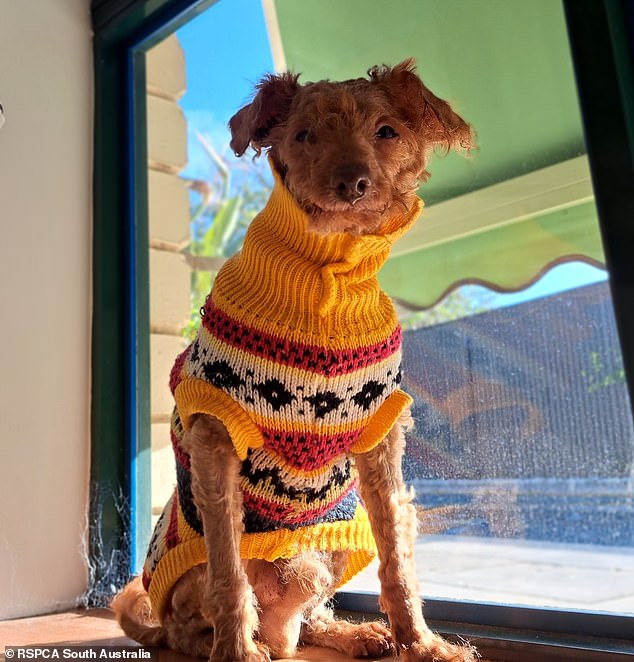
[343,535,634,613]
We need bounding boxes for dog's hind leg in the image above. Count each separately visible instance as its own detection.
[111,567,213,656]
[157,566,214,657]
[298,552,394,659]
[183,414,268,662]
[248,552,336,659]
[355,412,478,662]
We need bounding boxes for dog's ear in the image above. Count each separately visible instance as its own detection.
[370,59,475,154]
[229,72,300,157]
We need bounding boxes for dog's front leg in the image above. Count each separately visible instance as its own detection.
[184,414,268,662]
[355,412,477,661]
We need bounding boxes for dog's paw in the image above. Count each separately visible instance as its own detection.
[337,620,395,658]
[401,635,479,662]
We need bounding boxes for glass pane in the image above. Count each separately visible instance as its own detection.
[348,270,634,613]
[144,0,634,616]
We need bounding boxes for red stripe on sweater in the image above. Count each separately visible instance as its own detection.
[202,300,401,377]
[261,427,361,471]
[170,345,192,393]
[165,493,180,549]
[171,427,191,470]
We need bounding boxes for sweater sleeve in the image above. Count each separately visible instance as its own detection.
[350,389,413,455]
[174,376,265,460]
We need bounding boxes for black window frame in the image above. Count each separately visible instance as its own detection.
[90,0,634,657]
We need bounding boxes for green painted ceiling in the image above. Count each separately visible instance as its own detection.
[274,0,586,206]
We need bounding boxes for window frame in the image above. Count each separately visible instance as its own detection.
[91,0,634,655]
[90,0,217,583]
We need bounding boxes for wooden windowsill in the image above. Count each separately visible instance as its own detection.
[3,608,630,661]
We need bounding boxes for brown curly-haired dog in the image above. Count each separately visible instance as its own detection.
[113,60,477,662]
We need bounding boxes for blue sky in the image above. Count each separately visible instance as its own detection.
[474,261,606,313]
[176,0,274,181]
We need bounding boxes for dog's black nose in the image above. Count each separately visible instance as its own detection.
[331,166,372,203]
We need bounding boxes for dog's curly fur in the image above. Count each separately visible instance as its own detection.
[112,60,478,661]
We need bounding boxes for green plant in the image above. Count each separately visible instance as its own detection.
[182,134,272,341]
[581,350,626,393]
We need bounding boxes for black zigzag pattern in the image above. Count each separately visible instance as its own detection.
[240,453,352,501]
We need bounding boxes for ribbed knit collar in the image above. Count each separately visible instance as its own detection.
[211,162,423,343]
[263,164,423,270]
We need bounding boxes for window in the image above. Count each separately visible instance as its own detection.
[91,0,634,655]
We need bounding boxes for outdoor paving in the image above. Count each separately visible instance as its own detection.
[342,535,634,614]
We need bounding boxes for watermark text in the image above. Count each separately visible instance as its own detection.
[3,647,156,661]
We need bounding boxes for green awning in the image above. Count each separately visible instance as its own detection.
[265,0,605,307]
[379,157,604,308]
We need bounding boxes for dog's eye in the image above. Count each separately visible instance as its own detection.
[376,125,398,139]
[296,129,309,143]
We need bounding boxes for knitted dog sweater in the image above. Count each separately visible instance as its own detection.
[143,165,422,619]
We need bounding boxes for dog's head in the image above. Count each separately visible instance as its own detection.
[229,59,474,234]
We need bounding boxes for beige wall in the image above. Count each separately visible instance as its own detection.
[0,0,92,618]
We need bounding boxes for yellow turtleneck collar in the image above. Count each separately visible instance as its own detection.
[211,163,423,347]
[264,164,423,268]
